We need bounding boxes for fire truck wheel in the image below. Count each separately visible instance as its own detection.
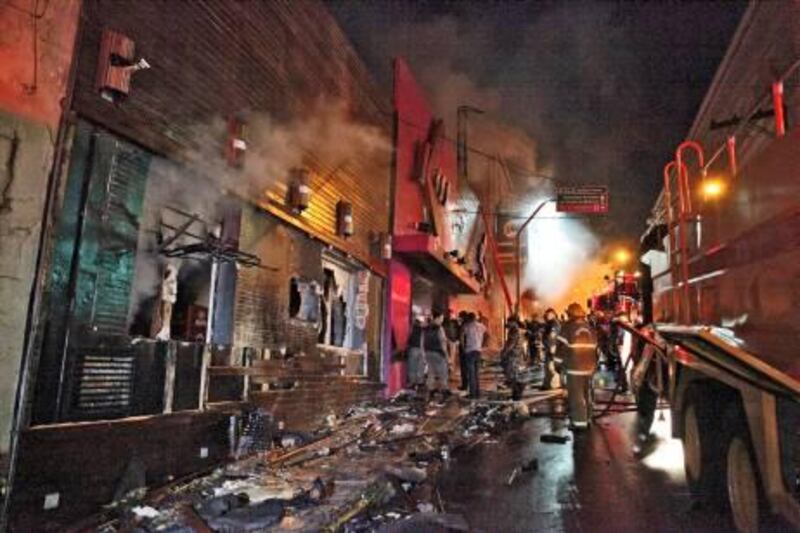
[682,391,726,506]
[726,434,761,533]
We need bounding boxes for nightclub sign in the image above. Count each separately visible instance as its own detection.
[556,186,609,214]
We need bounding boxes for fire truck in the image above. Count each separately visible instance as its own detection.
[639,4,800,531]
[589,271,641,318]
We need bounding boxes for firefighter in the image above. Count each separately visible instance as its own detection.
[541,308,561,390]
[557,302,598,429]
[524,316,542,367]
[501,317,526,401]
[609,311,629,392]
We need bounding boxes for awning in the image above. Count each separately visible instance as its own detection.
[393,234,481,294]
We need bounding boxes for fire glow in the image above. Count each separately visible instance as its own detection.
[522,200,601,311]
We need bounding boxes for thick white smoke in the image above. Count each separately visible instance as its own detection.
[523,200,601,310]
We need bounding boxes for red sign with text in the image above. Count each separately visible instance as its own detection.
[556,186,609,213]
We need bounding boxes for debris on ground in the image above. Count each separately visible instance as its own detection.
[83,364,551,532]
[540,434,571,444]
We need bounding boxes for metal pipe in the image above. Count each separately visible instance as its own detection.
[772,81,785,137]
[726,136,737,177]
[515,198,553,315]
[480,207,514,314]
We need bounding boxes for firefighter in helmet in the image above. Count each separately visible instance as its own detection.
[541,308,561,390]
[557,302,598,429]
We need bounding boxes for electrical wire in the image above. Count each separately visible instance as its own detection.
[385,111,559,182]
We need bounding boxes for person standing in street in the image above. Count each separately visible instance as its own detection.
[423,311,450,401]
[461,312,487,399]
[406,314,426,392]
[443,309,461,387]
[557,303,598,429]
[501,317,527,401]
[456,311,469,391]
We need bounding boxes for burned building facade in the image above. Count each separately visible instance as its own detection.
[1,1,391,528]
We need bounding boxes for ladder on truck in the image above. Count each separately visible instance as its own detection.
[663,141,704,324]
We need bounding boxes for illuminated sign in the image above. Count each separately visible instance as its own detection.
[556,186,609,213]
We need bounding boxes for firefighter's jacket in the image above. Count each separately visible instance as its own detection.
[556,319,598,375]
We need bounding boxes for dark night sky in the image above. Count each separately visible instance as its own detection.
[327,1,746,245]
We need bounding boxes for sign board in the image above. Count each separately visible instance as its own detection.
[556,186,609,214]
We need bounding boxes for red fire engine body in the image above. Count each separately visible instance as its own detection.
[639,4,800,530]
[589,272,641,317]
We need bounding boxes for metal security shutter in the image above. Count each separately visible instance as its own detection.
[64,129,151,420]
[90,145,151,332]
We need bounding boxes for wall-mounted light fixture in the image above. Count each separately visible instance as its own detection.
[287,168,311,213]
[416,207,433,233]
[96,29,150,103]
[381,233,392,259]
[225,116,247,168]
[336,201,354,237]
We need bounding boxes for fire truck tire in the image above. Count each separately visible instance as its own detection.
[682,391,726,506]
[726,434,762,532]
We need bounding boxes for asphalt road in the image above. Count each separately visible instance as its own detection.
[437,397,735,532]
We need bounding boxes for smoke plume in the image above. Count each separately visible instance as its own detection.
[127,98,390,331]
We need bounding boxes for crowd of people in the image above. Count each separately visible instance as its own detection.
[403,302,650,432]
[405,309,488,402]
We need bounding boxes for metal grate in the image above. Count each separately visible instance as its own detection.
[74,352,135,414]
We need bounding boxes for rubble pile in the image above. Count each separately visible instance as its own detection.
[90,385,555,532]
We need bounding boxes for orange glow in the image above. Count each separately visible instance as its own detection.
[613,248,631,265]
[701,177,726,200]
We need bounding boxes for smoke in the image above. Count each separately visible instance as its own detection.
[127,98,390,331]
[521,200,601,310]
[329,1,742,242]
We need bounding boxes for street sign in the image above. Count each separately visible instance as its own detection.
[556,186,609,213]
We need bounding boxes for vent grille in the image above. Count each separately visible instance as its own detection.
[74,352,135,414]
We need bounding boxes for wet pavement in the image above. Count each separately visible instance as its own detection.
[438,395,731,532]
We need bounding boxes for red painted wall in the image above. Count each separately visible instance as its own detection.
[385,259,411,394]
[0,0,81,127]
[392,58,458,251]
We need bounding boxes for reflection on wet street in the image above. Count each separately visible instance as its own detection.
[438,399,730,532]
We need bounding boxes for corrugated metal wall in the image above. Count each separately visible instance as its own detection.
[71,0,391,271]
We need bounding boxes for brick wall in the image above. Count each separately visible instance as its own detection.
[234,205,323,355]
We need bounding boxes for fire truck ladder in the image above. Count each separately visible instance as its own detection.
[663,141,705,324]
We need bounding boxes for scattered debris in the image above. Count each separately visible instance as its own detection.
[507,467,521,486]
[131,506,160,519]
[87,365,549,532]
[540,434,571,444]
[522,457,539,472]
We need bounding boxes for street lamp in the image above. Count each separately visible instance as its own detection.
[613,247,631,266]
[701,177,726,200]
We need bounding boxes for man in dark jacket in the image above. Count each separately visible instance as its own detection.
[424,311,450,401]
[406,315,426,391]
[557,303,598,429]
